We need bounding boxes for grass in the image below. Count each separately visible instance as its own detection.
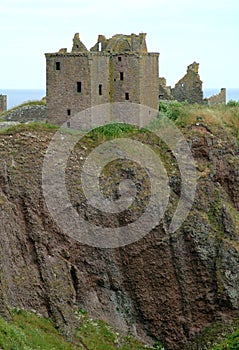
[0,100,238,141]
[158,100,239,140]
[0,309,160,350]
[186,317,239,350]
[75,309,159,350]
[212,328,239,349]
[0,122,58,134]
[89,122,146,140]
[2,308,239,349]
[0,309,76,350]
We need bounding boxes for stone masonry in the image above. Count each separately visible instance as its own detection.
[45,33,159,125]
[206,88,226,105]
[158,77,173,100]
[0,95,7,112]
[171,62,203,103]
[159,62,227,105]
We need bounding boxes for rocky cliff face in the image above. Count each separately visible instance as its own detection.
[0,124,238,349]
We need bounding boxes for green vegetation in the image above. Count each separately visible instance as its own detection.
[0,309,75,350]
[158,100,190,123]
[0,122,58,134]
[0,309,159,350]
[76,309,154,349]
[89,122,146,140]
[227,100,239,107]
[2,309,239,349]
[158,100,239,140]
[186,317,239,350]
[1,100,239,142]
[212,328,239,349]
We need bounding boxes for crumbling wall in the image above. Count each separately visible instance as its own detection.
[206,88,226,105]
[90,33,148,53]
[3,104,47,123]
[0,95,7,112]
[158,77,173,100]
[171,62,204,104]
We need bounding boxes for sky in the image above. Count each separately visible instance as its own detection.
[0,0,238,89]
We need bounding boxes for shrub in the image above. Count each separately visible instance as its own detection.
[158,101,189,123]
[227,100,239,107]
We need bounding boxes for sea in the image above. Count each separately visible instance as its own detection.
[0,88,238,110]
[0,89,46,110]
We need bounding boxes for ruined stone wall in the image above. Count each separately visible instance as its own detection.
[158,77,173,100]
[0,95,7,112]
[3,105,47,123]
[207,88,226,106]
[171,62,204,104]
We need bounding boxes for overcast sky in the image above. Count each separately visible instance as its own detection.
[0,0,238,89]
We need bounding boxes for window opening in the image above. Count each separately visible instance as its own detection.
[77,81,82,93]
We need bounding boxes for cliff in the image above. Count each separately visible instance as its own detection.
[0,107,239,349]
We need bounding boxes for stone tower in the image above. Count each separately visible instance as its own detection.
[0,95,7,112]
[45,33,159,125]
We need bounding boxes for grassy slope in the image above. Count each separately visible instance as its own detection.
[0,309,158,350]
[1,309,239,350]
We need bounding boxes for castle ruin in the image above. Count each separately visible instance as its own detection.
[45,33,159,125]
[171,62,203,104]
[206,88,226,105]
[45,33,227,125]
[0,95,7,112]
[159,62,226,105]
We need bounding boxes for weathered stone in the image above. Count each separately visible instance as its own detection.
[159,77,173,100]
[2,105,47,123]
[171,62,204,103]
[45,33,159,125]
[0,95,7,112]
[0,127,239,349]
[71,33,88,53]
[206,88,226,105]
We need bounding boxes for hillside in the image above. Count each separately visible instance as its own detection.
[0,102,239,349]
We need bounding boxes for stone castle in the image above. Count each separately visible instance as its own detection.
[45,33,226,124]
[45,33,159,125]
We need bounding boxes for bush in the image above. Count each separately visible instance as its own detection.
[158,101,189,122]
[227,100,239,107]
